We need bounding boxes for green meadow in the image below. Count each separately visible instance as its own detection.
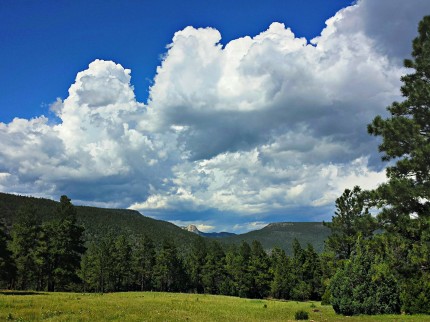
[1,291,429,322]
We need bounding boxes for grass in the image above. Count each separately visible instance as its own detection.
[1,291,429,321]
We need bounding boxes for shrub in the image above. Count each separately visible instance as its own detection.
[330,242,400,315]
[294,310,309,320]
[401,275,430,314]
[320,288,331,305]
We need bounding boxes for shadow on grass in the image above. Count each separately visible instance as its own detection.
[0,291,47,296]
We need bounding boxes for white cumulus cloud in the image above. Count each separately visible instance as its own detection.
[1,0,429,232]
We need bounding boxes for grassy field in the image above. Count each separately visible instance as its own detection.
[1,291,429,322]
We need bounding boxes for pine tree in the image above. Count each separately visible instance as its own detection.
[0,220,14,287]
[45,196,85,291]
[368,16,430,240]
[99,232,117,292]
[132,234,156,291]
[9,204,41,290]
[201,240,225,294]
[223,245,240,296]
[248,240,271,298]
[302,244,323,300]
[112,234,132,291]
[185,236,207,293]
[236,241,252,298]
[270,247,293,299]
[366,16,430,313]
[223,242,253,298]
[324,186,377,260]
[153,238,186,292]
[78,241,101,292]
[290,239,311,301]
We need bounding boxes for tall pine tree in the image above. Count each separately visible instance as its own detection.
[324,186,376,260]
[153,238,186,292]
[132,234,156,291]
[367,16,430,313]
[248,240,271,298]
[45,196,85,291]
[10,204,41,290]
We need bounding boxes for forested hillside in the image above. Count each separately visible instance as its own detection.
[0,192,329,254]
[0,192,200,248]
[221,222,330,254]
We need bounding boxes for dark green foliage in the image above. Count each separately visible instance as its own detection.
[324,186,377,260]
[270,247,293,299]
[236,241,252,298]
[132,235,156,291]
[201,240,225,294]
[0,192,201,253]
[0,192,329,299]
[367,15,430,256]
[364,15,430,314]
[222,245,240,296]
[290,239,322,301]
[0,220,14,287]
[268,240,323,302]
[7,197,85,292]
[0,193,331,303]
[185,236,207,293]
[79,232,116,293]
[78,241,101,292]
[330,239,400,315]
[294,310,309,320]
[400,273,430,314]
[319,250,338,305]
[368,16,430,190]
[112,235,132,291]
[248,240,272,298]
[9,204,42,290]
[44,196,85,291]
[153,238,187,292]
[291,239,308,301]
[302,244,323,300]
[215,241,251,298]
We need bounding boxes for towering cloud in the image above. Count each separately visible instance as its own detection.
[1,0,429,231]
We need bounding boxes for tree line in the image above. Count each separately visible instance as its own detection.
[0,199,325,301]
[0,196,84,292]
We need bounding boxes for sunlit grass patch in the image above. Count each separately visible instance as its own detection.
[1,291,430,321]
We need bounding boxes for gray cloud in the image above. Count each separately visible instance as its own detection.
[1,0,429,232]
[337,0,430,62]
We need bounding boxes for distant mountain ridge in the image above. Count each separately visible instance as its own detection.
[220,221,331,255]
[0,192,330,254]
[182,224,236,238]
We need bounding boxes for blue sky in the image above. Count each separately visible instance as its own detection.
[1,0,429,233]
[1,0,353,122]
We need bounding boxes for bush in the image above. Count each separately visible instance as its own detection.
[330,241,400,315]
[320,288,331,305]
[401,275,430,314]
[294,310,309,320]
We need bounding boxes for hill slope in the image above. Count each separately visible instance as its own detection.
[220,222,330,255]
[0,192,330,253]
[0,192,200,248]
